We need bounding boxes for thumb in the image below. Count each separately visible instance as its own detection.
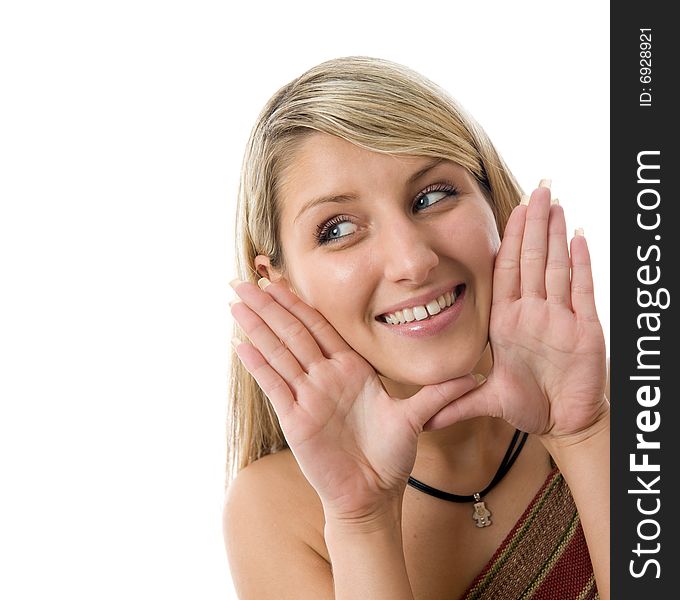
[404,374,480,429]
[422,375,500,431]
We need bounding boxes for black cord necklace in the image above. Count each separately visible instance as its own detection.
[407,429,529,528]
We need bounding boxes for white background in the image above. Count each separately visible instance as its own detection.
[0,1,608,598]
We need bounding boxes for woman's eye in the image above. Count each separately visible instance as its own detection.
[414,190,451,211]
[316,219,357,244]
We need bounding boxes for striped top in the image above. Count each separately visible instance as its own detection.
[460,468,598,599]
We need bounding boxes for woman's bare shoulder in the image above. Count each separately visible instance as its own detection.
[223,450,331,598]
[225,448,325,536]
[227,449,321,512]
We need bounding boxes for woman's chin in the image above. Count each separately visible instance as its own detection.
[376,362,477,389]
[362,338,491,391]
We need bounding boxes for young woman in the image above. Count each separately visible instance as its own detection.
[223,56,609,599]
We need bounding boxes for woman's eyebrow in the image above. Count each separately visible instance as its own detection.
[293,158,446,224]
[407,157,446,184]
[293,193,358,225]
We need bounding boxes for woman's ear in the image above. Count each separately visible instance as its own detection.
[253,254,300,296]
[253,255,284,283]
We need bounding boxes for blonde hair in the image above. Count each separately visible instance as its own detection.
[227,56,523,478]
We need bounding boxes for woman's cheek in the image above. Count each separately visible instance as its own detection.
[315,256,373,309]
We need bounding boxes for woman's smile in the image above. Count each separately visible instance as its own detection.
[376,283,467,338]
[256,132,500,386]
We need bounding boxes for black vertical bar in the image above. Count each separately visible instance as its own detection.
[611,2,678,597]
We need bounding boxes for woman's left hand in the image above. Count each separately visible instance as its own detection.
[425,182,609,441]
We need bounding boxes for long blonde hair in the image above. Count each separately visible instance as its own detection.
[227,56,523,478]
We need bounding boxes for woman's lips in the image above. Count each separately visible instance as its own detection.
[376,282,463,319]
[377,285,466,338]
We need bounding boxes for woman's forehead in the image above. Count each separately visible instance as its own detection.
[278,133,466,205]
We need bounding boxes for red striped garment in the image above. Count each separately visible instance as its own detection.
[460,468,598,599]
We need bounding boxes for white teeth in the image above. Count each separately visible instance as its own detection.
[426,299,441,316]
[413,306,428,321]
[381,287,460,325]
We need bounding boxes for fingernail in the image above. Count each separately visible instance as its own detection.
[474,373,487,385]
[257,277,271,290]
[551,197,560,206]
[520,194,530,206]
[539,178,552,189]
[229,278,243,289]
[231,337,242,351]
[574,227,584,237]
[229,298,242,307]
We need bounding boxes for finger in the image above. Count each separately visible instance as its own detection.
[232,338,296,419]
[492,203,527,305]
[570,231,599,322]
[231,279,327,369]
[422,382,500,431]
[403,374,480,428]
[259,278,350,358]
[544,203,572,309]
[520,187,551,299]
[231,300,308,384]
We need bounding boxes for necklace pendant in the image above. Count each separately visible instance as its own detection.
[472,493,492,528]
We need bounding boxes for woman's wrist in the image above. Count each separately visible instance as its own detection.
[323,496,404,538]
[539,402,610,462]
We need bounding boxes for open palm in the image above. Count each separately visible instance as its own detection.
[230,279,479,520]
[425,186,608,438]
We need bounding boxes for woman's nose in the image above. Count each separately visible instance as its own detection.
[377,216,439,284]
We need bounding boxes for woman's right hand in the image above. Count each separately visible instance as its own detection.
[230,277,479,525]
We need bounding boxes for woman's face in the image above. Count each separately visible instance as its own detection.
[257,132,501,394]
